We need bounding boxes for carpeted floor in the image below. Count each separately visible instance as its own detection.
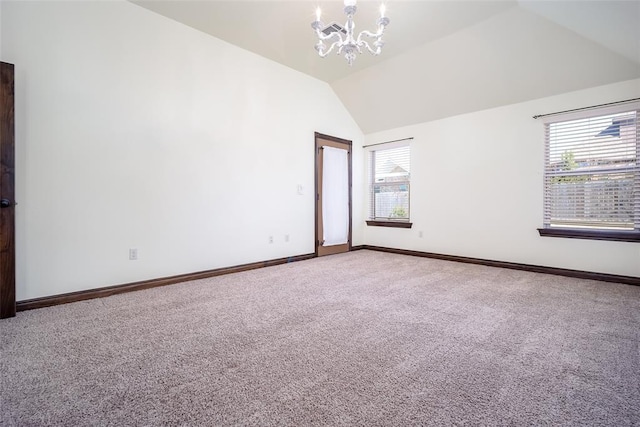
[1,250,639,426]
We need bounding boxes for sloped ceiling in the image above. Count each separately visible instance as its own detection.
[333,4,640,133]
[131,0,640,134]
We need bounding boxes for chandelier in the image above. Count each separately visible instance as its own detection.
[311,0,390,66]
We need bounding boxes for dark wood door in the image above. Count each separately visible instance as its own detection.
[315,132,352,257]
[1,62,16,319]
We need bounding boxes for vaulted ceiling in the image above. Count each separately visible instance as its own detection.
[132,0,640,134]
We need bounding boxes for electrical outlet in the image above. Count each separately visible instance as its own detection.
[129,248,138,260]
[268,236,274,244]
[418,231,423,238]
[284,234,290,242]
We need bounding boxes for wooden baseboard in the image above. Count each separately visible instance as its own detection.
[362,245,640,286]
[16,253,316,312]
[17,244,637,313]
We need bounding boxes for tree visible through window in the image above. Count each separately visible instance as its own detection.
[542,108,639,234]
[369,144,410,222]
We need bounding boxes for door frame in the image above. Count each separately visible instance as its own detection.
[1,62,16,319]
[314,132,352,257]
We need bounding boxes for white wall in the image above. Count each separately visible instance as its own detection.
[1,1,364,300]
[364,79,640,277]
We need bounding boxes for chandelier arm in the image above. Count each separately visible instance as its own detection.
[356,29,384,44]
[319,40,344,57]
[356,39,380,56]
[313,25,345,57]
[355,26,387,56]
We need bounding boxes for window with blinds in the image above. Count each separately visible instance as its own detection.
[542,108,639,232]
[368,144,411,222]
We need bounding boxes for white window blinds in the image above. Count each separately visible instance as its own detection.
[368,144,411,221]
[543,108,639,230]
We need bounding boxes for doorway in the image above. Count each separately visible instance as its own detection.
[314,132,352,257]
[1,62,16,319]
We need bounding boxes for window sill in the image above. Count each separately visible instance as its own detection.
[538,228,640,242]
[366,220,413,229]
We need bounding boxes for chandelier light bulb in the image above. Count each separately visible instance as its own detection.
[380,4,386,18]
[344,0,357,7]
[315,7,321,22]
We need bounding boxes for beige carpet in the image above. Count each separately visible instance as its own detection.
[1,250,639,426]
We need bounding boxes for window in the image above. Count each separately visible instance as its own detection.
[366,142,412,228]
[539,105,639,242]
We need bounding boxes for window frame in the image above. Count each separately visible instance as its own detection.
[366,141,413,229]
[538,103,640,242]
